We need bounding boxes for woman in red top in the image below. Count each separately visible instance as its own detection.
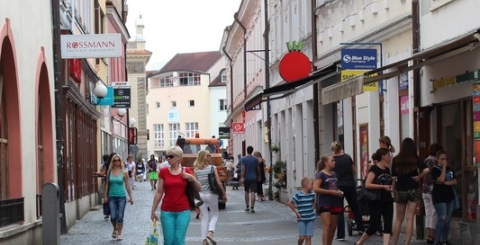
[150,146,201,245]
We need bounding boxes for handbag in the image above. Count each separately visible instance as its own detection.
[357,179,381,202]
[184,167,202,208]
[208,166,220,194]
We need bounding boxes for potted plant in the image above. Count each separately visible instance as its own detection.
[270,144,280,154]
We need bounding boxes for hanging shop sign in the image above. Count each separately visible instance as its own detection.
[112,82,131,108]
[218,127,230,139]
[279,41,312,83]
[61,34,123,59]
[232,122,244,134]
[341,49,377,70]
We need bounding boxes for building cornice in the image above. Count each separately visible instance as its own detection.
[106,5,130,42]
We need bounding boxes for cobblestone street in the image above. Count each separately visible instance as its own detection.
[60,180,428,245]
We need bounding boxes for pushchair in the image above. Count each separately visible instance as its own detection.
[346,182,371,236]
[135,168,145,182]
[229,173,240,190]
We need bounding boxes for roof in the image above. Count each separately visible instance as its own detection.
[209,74,226,87]
[157,51,222,74]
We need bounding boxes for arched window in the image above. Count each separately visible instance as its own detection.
[0,73,7,199]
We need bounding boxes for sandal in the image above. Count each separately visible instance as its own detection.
[117,235,123,241]
[111,230,117,239]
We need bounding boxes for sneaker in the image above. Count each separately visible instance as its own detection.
[250,208,255,213]
[207,234,217,245]
[104,215,109,220]
[336,237,345,241]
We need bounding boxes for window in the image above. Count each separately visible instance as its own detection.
[221,69,227,82]
[153,124,165,148]
[185,122,199,138]
[155,102,160,109]
[171,101,177,107]
[160,76,173,88]
[189,100,195,107]
[179,72,201,86]
[169,123,180,146]
[219,99,227,111]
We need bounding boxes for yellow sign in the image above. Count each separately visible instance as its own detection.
[341,70,378,92]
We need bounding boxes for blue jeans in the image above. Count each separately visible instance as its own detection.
[161,210,191,245]
[108,196,126,224]
[433,200,454,243]
[298,219,314,237]
[337,185,365,238]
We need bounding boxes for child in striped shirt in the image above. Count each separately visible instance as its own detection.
[288,176,316,245]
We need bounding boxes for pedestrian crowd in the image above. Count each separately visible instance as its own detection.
[92,137,456,245]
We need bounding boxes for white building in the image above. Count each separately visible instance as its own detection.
[146,51,225,156]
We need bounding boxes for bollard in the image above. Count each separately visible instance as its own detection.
[42,183,60,245]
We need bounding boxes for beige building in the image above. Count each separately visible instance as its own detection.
[147,51,223,156]
[127,15,152,159]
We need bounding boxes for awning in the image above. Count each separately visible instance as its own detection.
[321,30,480,104]
[244,64,338,111]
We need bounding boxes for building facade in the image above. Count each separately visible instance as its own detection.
[127,15,152,160]
[0,1,56,243]
[147,51,224,157]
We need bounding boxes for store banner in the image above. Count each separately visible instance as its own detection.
[232,122,244,134]
[112,82,131,108]
[61,34,123,59]
[341,49,377,70]
[341,70,378,92]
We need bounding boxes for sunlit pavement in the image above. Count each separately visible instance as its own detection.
[60,180,428,245]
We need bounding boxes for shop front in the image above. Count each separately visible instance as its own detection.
[420,46,480,242]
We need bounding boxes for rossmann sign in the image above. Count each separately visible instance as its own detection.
[341,49,377,70]
[61,34,122,59]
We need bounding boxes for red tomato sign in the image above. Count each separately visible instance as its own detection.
[279,51,311,83]
[232,122,244,134]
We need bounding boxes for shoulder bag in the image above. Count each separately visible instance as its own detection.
[357,179,381,202]
[208,166,220,194]
[184,167,202,208]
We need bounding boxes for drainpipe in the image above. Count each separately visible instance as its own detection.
[234,13,247,100]
[51,0,68,234]
[263,0,273,200]
[412,0,424,239]
[311,0,320,164]
[222,27,235,156]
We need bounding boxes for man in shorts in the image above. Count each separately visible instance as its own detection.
[240,146,261,213]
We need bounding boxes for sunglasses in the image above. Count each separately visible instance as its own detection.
[112,159,121,162]
[207,155,211,157]
[166,155,176,159]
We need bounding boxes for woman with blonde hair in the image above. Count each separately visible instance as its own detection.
[331,141,364,240]
[194,151,227,245]
[150,146,202,245]
[104,154,134,241]
[253,151,267,201]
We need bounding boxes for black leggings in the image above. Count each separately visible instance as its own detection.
[366,201,393,236]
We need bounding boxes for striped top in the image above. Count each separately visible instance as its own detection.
[195,165,215,193]
[290,190,316,221]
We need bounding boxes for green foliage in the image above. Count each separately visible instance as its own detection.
[270,144,280,153]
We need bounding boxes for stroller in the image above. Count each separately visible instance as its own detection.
[135,168,145,182]
[346,182,371,236]
[229,173,240,190]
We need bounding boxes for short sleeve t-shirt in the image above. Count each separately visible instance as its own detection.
[315,171,343,208]
[369,165,394,203]
[290,190,316,221]
[240,155,259,181]
[391,158,426,191]
[431,165,455,204]
[333,154,356,187]
[159,167,192,212]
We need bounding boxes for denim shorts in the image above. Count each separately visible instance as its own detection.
[297,219,314,237]
[395,188,420,203]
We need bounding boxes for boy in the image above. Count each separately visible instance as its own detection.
[288,177,316,245]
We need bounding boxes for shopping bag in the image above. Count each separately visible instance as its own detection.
[145,220,160,245]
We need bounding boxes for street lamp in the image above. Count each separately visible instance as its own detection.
[88,81,108,105]
[129,117,136,126]
[117,108,127,117]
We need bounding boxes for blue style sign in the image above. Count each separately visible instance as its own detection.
[341,49,377,70]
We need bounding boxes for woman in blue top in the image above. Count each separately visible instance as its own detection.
[314,155,344,245]
[104,154,134,241]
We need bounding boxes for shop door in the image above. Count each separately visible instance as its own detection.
[438,101,477,220]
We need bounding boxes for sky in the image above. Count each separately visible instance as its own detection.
[125,0,242,71]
